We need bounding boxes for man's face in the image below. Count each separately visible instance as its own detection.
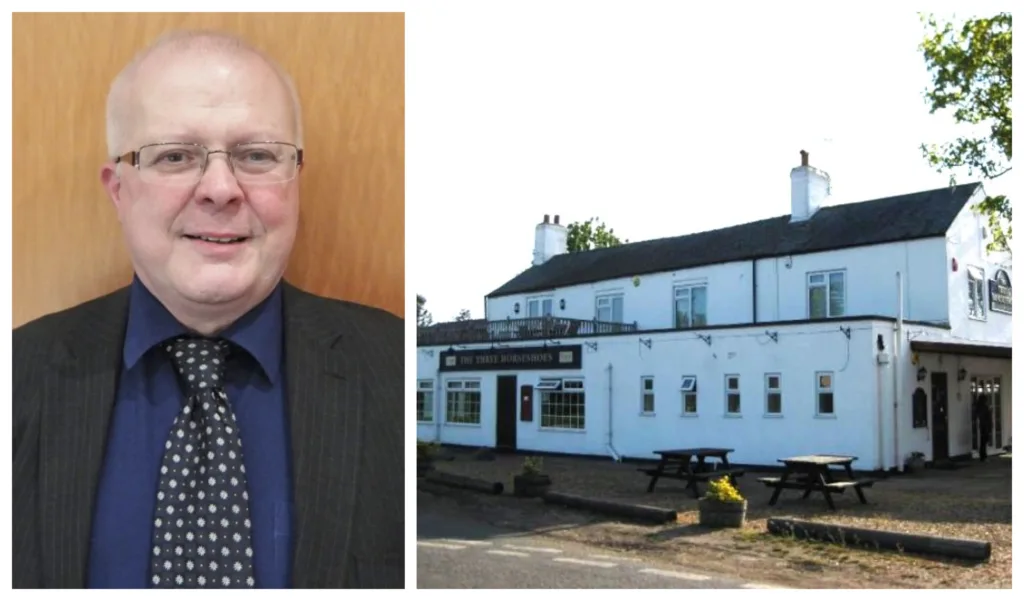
[102,51,300,316]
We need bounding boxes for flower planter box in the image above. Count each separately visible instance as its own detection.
[698,498,747,528]
[513,473,552,498]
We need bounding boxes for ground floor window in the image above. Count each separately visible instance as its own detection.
[417,379,434,422]
[680,375,697,415]
[816,372,834,415]
[445,379,481,424]
[538,378,586,429]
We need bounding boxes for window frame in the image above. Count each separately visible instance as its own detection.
[967,265,986,321]
[526,295,554,318]
[724,374,741,416]
[807,269,847,319]
[764,373,782,416]
[539,377,586,431]
[595,292,625,323]
[444,378,483,426]
[673,283,709,329]
[680,375,698,416]
[815,371,835,417]
[640,375,655,415]
[417,379,435,423]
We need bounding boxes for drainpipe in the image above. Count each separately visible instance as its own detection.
[434,356,442,443]
[876,349,886,471]
[751,259,758,323]
[606,362,621,461]
[893,272,903,471]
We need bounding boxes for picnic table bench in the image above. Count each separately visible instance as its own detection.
[639,448,745,497]
[757,454,876,510]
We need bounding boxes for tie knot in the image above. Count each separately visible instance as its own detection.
[164,336,230,395]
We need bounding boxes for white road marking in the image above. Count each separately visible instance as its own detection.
[589,554,639,561]
[638,568,711,581]
[417,541,467,550]
[437,538,492,547]
[503,544,562,554]
[553,557,617,568]
[486,549,530,558]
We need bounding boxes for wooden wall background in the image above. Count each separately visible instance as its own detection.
[12,12,405,327]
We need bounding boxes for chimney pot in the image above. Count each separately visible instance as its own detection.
[554,215,560,225]
[543,214,549,224]
[800,150,809,167]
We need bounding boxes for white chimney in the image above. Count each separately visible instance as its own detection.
[790,150,831,222]
[533,214,568,266]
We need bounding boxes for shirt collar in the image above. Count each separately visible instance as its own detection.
[122,276,284,383]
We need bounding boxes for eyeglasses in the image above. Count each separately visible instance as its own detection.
[114,141,304,186]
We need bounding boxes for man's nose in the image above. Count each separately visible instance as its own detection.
[196,153,243,204]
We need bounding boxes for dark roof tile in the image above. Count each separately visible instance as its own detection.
[487,183,981,297]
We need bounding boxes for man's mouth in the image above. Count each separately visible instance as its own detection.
[184,234,250,244]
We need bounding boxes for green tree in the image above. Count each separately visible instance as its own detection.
[566,217,627,252]
[416,294,433,327]
[454,309,472,322]
[919,12,1012,253]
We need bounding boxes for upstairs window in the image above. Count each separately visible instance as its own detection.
[808,270,846,318]
[674,284,708,328]
[967,266,986,320]
[596,293,624,323]
[527,296,553,318]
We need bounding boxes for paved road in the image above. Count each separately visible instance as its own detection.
[418,498,783,589]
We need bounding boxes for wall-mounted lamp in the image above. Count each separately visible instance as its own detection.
[916,366,928,382]
[876,334,885,352]
[958,368,968,382]
[559,299,566,310]
[513,302,520,315]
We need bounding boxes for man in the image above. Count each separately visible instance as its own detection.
[975,394,993,462]
[12,30,405,589]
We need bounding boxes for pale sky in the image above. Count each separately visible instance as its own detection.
[408,5,1013,324]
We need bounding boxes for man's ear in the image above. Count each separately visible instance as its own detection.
[100,161,123,211]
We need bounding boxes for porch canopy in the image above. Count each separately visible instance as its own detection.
[910,338,1012,359]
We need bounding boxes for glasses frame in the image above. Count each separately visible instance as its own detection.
[113,141,305,183]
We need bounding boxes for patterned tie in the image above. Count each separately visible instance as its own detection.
[149,336,257,588]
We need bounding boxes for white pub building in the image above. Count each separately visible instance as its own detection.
[416,152,1012,472]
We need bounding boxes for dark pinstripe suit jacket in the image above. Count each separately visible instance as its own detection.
[12,282,405,589]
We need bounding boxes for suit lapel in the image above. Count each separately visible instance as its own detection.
[39,287,130,588]
[282,283,361,588]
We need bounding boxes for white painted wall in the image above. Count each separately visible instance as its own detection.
[944,187,1013,344]
[418,319,902,470]
[488,237,954,330]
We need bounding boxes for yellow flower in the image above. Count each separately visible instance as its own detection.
[705,476,745,503]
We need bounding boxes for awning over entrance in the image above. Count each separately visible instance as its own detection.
[910,339,1012,359]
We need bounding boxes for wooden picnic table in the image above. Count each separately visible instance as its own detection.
[757,454,876,510]
[638,448,745,497]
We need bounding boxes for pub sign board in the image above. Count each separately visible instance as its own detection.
[439,344,583,372]
[989,269,1012,315]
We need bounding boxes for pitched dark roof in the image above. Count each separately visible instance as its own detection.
[488,182,982,298]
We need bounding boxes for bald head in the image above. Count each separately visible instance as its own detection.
[105,30,303,157]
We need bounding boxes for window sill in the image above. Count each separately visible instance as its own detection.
[443,422,482,428]
[640,411,656,417]
[967,314,987,322]
[417,419,435,424]
[680,413,699,418]
[538,427,587,434]
[724,413,742,419]
[763,413,784,419]
[814,414,837,420]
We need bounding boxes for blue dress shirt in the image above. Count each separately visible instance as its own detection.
[88,277,294,588]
